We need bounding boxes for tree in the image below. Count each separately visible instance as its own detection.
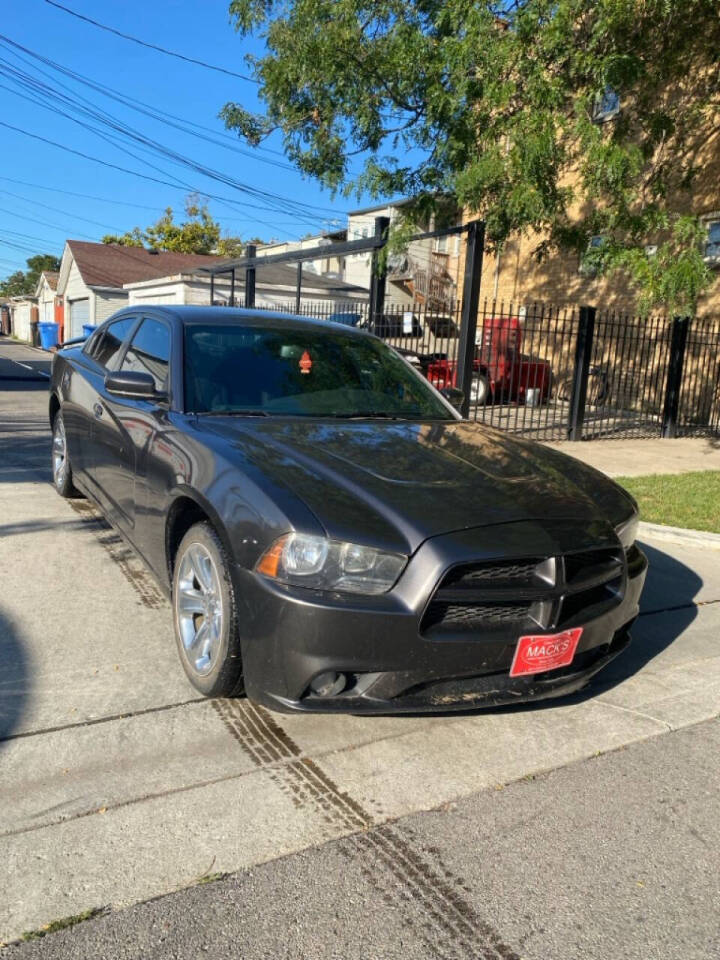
[223,0,720,313]
[102,195,247,255]
[0,254,61,297]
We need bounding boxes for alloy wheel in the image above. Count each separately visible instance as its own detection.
[52,418,67,490]
[175,543,224,677]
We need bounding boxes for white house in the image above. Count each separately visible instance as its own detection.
[257,229,347,280]
[9,296,37,342]
[56,241,227,339]
[124,263,367,309]
[345,199,462,310]
[35,271,59,324]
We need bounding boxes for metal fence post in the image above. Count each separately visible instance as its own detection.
[210,273,215,306]
[230,268,236,306]
[661,316,690,439]
[456,220,486,418]
[295,262,303,313]
[567,305,596,441]
[368,216,390,328]
[245,243,256,309]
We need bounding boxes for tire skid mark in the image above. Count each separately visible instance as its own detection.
[67,500,166,609]
[214,699,518,960]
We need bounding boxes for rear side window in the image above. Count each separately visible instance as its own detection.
[92,317,137,369]
[121,317,171,390]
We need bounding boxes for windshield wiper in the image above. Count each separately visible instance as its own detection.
[199,410,270,417]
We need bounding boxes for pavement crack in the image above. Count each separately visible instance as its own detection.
[639,598,720,617]
[0,698,207,745]
[597,698,673,732]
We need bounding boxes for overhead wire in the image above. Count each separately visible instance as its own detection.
[0,37,341,226]
[44,0,259,83]
[0,34,291,166]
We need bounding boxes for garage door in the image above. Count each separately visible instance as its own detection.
[68,299,90,338]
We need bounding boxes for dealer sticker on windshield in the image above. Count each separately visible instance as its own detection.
[509,627,583,677]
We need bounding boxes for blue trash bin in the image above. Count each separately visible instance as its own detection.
[82,324,96,338]
[38,322,59,350]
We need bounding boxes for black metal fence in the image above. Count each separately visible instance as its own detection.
[262,298,720,442]
[202,218,719,442]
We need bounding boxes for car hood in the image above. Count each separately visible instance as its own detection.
[199,418,634,554]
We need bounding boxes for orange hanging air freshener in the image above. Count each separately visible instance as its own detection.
[299,350,313,374]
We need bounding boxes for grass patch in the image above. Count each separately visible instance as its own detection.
[20,908,104,942]
[615,471,720,534]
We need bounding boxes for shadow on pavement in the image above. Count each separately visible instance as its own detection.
[0,608,30,746]
[582,540,700,696]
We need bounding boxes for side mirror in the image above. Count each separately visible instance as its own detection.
[105,371,166,400]
[440,386,465,412]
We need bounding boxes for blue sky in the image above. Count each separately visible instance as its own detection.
[0,0,377,277]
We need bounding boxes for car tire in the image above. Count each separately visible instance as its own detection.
[51,411,81,499]
[470,373,490,405]
[172,521,245,698]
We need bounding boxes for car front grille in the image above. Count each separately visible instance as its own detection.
[421,547,624,639]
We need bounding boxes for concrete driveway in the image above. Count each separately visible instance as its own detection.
[1,337,719,955]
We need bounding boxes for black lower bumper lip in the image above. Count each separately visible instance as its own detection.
[251,623,633,715]
[235,535,648,716]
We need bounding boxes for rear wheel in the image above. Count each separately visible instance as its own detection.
[51,412,80,498]
[172,522,244,698]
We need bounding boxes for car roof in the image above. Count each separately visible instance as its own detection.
[110,305,370,336]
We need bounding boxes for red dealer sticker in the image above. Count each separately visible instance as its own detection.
[509,627,583,677]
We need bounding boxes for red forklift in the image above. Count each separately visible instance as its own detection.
[424,315,553,405]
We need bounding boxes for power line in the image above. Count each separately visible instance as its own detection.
[0,187,130,232]
[0,175,168,211]
[0,34,289,166]
[44,0,259,83]
[0,205,101,241]
[0,47,339,223]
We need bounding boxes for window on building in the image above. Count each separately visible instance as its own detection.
[592,87,621,123]
[579,235,606,277]
[704,220,720,262]
[435,235,448,254]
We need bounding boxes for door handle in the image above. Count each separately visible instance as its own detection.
[93,402,103,419]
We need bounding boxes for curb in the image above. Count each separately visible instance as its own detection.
[639,520,720,551]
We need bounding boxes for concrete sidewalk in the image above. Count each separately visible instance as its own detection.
[546,436,720,477]
[6,720,719,960]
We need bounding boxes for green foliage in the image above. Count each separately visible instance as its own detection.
[102,195,247,256]
[101,227,145,248]
[0,254,61,297]
[225,0,720,313]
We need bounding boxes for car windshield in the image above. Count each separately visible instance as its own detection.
[184,323,452,419]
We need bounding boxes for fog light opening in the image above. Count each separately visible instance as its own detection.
[310,671,347,698]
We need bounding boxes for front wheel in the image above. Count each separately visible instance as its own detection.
[51,412,80,498]
[172,522,244,698]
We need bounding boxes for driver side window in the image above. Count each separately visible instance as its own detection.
[121,317,171,391]
[92,316,138,370]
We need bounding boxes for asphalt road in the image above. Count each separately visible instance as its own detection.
[1,335,719,958]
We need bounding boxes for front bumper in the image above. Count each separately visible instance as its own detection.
[235,520,648,715]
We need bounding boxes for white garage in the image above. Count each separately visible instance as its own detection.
[68,298,90,338]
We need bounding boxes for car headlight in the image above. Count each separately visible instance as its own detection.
[256,533,407,595]
[615,513,639,549]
